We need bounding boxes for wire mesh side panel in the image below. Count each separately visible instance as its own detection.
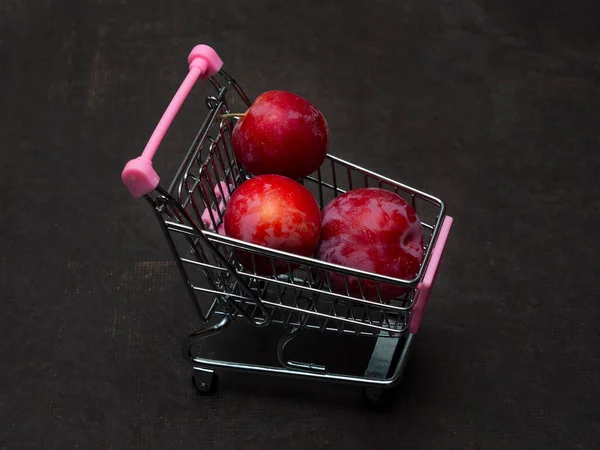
[151,74,260,324]
[150,70,446,334]
[158,213,230,322]
[299,155,445,281]
[187,234,416,337]
[196,152,446,336]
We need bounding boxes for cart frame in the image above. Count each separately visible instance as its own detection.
[121,44,454,403]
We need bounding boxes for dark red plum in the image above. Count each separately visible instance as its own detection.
[316,188,424,302]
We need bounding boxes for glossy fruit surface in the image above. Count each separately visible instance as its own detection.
[223,174,322,274]
[315,188,424,302]
[231,90,329,179]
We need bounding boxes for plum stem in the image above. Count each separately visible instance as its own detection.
[218,113,246,120]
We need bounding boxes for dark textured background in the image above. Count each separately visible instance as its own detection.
[1,0,599,449]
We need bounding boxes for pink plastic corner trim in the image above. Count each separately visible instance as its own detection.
[122,45,224,198]
[409,215,454,334]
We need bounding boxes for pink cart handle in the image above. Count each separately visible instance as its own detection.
[409,215,454,334]
[121,45,224,198]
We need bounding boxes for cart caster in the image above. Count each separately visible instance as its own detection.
[361,387,393,409]
[192,370,219,395]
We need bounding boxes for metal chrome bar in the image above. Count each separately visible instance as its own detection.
[189,333,415,388]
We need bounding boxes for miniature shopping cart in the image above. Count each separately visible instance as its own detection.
[121,44,453,404]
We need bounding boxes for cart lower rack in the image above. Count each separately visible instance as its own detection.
[121,44,453,404]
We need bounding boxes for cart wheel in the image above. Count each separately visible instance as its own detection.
[192,370,219,395]
[361,387,392,409]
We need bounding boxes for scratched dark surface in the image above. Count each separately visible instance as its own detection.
[1,0,599,449]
